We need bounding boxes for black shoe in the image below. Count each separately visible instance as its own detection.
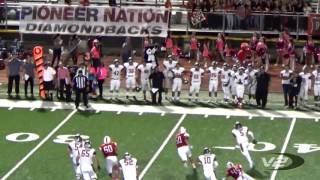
[133,96,137,101]
[16,95,21,99]
[126,96,129,99]
[8,94,13,99]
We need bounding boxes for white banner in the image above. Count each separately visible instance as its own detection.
[19,5,169,37]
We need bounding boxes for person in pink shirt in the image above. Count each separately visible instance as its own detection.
[172,42,181,62]
[276,33,286,66]
[256,37,268,69]
[224,43,233,63]
[90,39,101,69]
[202,40,210,68]
[57,62,70,100]
[304,35,315,67]
[216,33,225,61]
[165,34,173,56]
[96,64,108,99]
[190,33,198,63]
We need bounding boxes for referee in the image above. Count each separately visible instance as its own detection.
[73,70,89,109]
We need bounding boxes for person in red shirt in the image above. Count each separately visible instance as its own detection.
[276,33,286,66]
[189,33,198,63]
[99,136,119,178]
[202,40,210,68]
[90,39,101,70]
[175,126,196,169]
[216,33,225,61]
[165,34,173,56]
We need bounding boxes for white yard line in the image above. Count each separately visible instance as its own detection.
[1,109,77,180]
[138,114,187,180]
[270,118,297,180]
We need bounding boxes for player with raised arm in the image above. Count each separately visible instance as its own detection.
[99,136,119,178]
[119,152,138,180]
[171,63,185,101]
[77,140,100,180]
[198,147,219,180]
[225,161,254,180]
[176,126,196,169]
[68,134,83,180]
[232,122,257,169]
[137,61,153,101]
[109,59,124,100]
[207,61,221,103]
[124,57,138,100]
[189,63,204,102]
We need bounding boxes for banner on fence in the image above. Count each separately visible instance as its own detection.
[19,5,169,37]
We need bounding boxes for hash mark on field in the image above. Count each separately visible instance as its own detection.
[270,117,275,120]
[116,111,122,115]
[138,114,187,180]
[30,107,35,111]
[50,108,56,112]
[161,112,165,116]
[270,117,296,180]
[8,107,13,110]
[139,112,144,116]
[204,114,208,118]
[248,116,252,120]
[315,118,319,122]
[226,115,230,119]
[0,109,77,180]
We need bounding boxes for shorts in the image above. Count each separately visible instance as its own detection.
[189,82,201,94]
[204,172,217,180]
[44,81,54,90]
[110,79,120,91]
[172,78,182,92]
[314,84,320,96]
[141,79,149,91]
[231,83,237,96]
[126,77,136,89]
[236,84,245,98]
[209,80,218,93]
[177,146,191,162]
[105,156,118,174]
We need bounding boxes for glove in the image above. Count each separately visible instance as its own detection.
[252,139,258,144]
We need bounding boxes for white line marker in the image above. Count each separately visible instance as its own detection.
[204,114,208,118]
[139,112,144,116]
[95,110,100,114]
[8,107,13,110]
[138,114,187,180]
[270,117,296,180]
[116,111,122,115]
[30,107,36,111]
[315,119,319,122]
[248,116,252,120]
[161,112,165,116]
[270,117,275,121]
[226,115,230,119]
[1,109,77,180]
[50,108,56,112]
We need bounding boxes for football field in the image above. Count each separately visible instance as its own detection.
[0,100,319,180]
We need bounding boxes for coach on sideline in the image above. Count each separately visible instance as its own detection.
[73,70,89,109]
[255,66,270,109]
[149,66,165,105]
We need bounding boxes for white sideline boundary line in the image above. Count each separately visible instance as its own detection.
[138,114,187,180]
[270,118,297,180]
[1,109,77,180]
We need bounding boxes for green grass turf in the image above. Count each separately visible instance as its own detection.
[7,111,181,180]
[0,108,71,178]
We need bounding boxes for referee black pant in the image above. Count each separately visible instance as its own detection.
[75,88,88,108]
[151,88,163,105]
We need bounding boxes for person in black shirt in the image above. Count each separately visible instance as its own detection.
[289,72,302,109]
[149,66,165,105]
[7,53,23,99]
[255,66,270,109]
[73,70,89,109]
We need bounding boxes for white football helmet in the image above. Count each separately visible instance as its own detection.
[226,161,234,168]
[104,136,111,144]
[180,126,186,133]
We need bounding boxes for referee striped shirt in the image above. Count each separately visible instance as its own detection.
[73,75,88,89]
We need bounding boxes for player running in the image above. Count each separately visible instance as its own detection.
[99,136,119,178]
[124,57,138,100]
[171,63,185,101]
[232,122,257,169]
[207,61,221,103]
[312,65,320,106]
[137,61,153,101]
[119,152,139,180]
[225,161,254,180]
[198,147,219,180]
[77,140,100,180]
[176,126,196,168]
[109,59,124,100]
[189,63,204,102]
[68,134,84,180]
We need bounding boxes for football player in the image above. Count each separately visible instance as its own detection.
[68,134,83,180]
[171,63,185,101]
[176,126,196,168]
[225,161,254,180]
[312,65,320,106]
[77,140,100,180]
[230,64,238,103]
[299,65,311,106]
[189,63,204,102]
[99,136,119,178]
[198,147,219,180]
[137,61,153,101]
[232,122,257,169]
[124,57,138,100]
[119,152,138,180]
[207,61,221,103]
[163,55,177,100]
[109,59,124,100]
[244,64,258,105]
[234,67,248,108]
[220,63,232,103]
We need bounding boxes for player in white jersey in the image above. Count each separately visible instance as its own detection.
[244,64,258,105]
[171,63,185,101]
[220,63,232,103]
[312,65,320,106]
[207,61,221,102]
[68,134,84,180]
[189,63,204,102]
[230,64,238,103]
[232,122,257,169]
[119,152,138,180]
[234,67,248,108]
[124,57,138,100]
[77,140,100,180]
[163,55,177,100]
[198,147,218,180]
[109,59,124,99]
[299,65,312,106]
[137,62,153,101]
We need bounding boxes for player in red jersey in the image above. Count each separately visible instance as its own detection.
[175,126,196,168]
[225,161,254,180]
[99,136,119,179]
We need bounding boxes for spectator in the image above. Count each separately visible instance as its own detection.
[52,34,63,67]
[255,65,270,109]
[57,62,70,100]
[121,37,133,63]
[7,53,22,99]
[289,71,302,109]
[97,63,108,99]
[80,0,90,6]
[43,62,56,100]
[88,66,98,97]
[73,69,89,109]
[165,0,172,9]
[189,33,198,63]
[149,66,165,105]
[202,40,210,68]
[275,33,286,66]
[109,0,116,6]
[23,54,35,99]
[90,39,101,70]
[303,2,312,15]
[216,33,225,61]
[280,65,293,107]
[224,0,234,29]
[68,34,80,65]
[165,33,173,56]
[304,35,315,67]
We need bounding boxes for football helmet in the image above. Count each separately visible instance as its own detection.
[203,147,211,154]
[234,121,242,129]
[104,136,111,144]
